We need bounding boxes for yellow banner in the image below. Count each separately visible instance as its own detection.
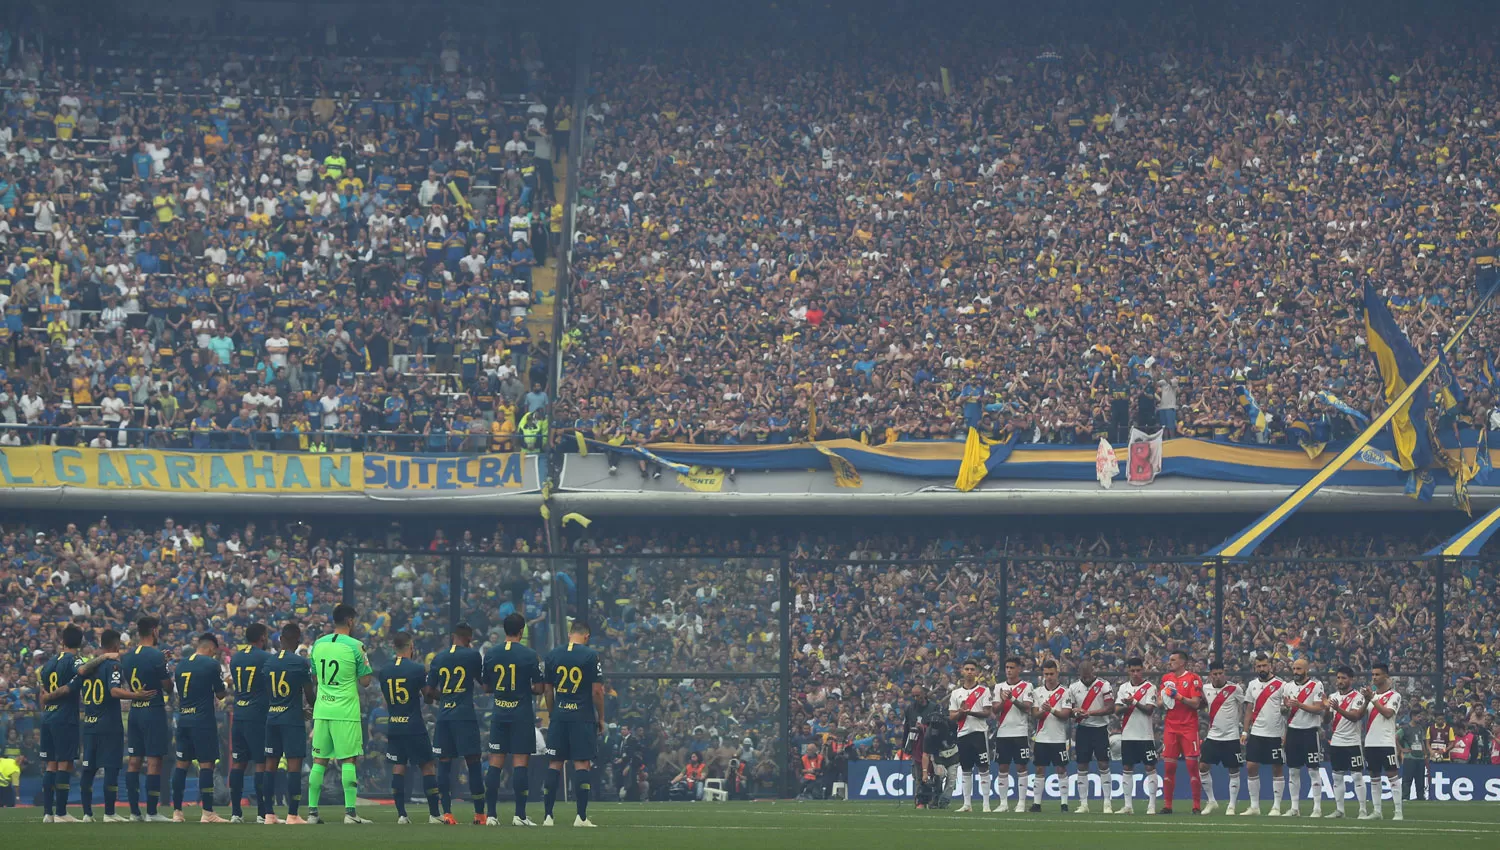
[0,447,531,493]
[676,465,727,493]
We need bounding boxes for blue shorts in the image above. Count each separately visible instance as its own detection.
[264,724,308,761]
[127,710,171,758]
[544,720,596,763]
[232,716,267,764]
[82,733,125,769]
[40,725,80,762]
[386,732,435,766]
[175,724,220,763]
[487,720,536,756]
[433,720,480,759]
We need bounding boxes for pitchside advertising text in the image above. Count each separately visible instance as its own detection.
[849,761,1500,802]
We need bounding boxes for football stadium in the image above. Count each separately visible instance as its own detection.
[3,0,1500,847]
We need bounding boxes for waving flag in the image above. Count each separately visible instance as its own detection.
[1363,283,1433,470]
[1234,383,1268,438]
[1315,390,1369,423]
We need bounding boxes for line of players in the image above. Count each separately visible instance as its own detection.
[938,651,1405,820]
[33,608,606,827]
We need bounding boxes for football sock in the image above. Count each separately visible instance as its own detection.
[42,771,53,816]
[55,771,70,817]
[145,771,162,814]
[287,769,302,816]
[575,768,590,820]
[81,766,97,817]
[962,773,972,808]
[104,767,119,816]
[255,770,268,817]
[1121,770,1133,807]
[1271,771,1284,811]
[1357,773,1369,810]
[1392,777,1403,817]
[485,765,502,817]
[436,760,453,813]
[1372,776,1383,816]
[544,767,561,816]
[392,772,408,818]
[1031,769,1043,805]
[422,772,441,816]
[1288,770,1301,808]
[1309,768,1323,813]
[978,769,990,807]
[229,767,245,816]
[1332,771,1345,813]
[341,763,358,812]
[467,760,484,816]
[1164,764,1176,803]
[513,766,530,818]
[171,766,186,809]
[1228,771,1241,808]
[126,769,141,815]
[307,762,325,811]
[1144,772,1159,807]
[1248,774,1260,808]
[1187,759,1202,808]
[998,771,1010,806]
[199,767,215,811]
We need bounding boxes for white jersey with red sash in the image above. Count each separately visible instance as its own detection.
[1119,680,1157,741]
[1328,689,1367,747]
[993,680,1033,738]
[1202,682,1244,741]
[1066,677,1113,728]
[1244,676,1288,738]
[1033,685,1072,744]
[948,684,993,738]
[1286,678,1326,730]
[1363,689,1402,747]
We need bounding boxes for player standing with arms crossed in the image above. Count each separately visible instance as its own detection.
[262,622,316,824]
[1324,665,1368,819]
[1114,657,1159,815]
[482,613,545,825]
[1359,662,1403,821]
[991,656,1033,814]
[541,620,606,827]
[171,633,228,823]
[306,604,374,825]
[379,632,444,824]
[1027,659,1072,813]
[228,624,274,823]
[1280,658,1327,817]
[1240,655,1287,816]
[119,617,173,821]
[1158,650,1204,815]
[1199,661,1245,815]
[1067,657,1114,814]
[947,660,993,813]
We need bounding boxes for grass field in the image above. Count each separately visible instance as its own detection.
[3,801,1497,849]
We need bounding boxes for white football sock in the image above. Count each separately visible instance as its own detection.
[1144,772,1159,806]
[1357,773,1369,810]
[1202,771,1216,805]
[1309,769,1323,811]
[1228,771,1241,806]
[979,771,990,807]
[1333,771,1345,813]
[1288,770,1301,806]
[999,771,1010,805]
[1272,772,1284,809]
[1372,776,1383,816]
[1248,774,1261,806]
[1122,770,1133,806]
[1032,769,1043,805]
[963,773,973,807]
[1392,776,1403,817]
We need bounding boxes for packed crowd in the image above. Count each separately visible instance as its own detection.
[559,5,1500,449]
[4,513,1497,794]
[0,11,563,454]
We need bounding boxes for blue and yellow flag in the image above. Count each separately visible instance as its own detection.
[1405,468,1435,502]
[1234,383,1267,437]
[1434,352,1465,417]
[1363,282,1433,470]
[1479,428,1495,486]
[1315,390,1369,423]
[1482,350,1498,388]
[1425,501,1500,557]
[1287,418,1324,460]
[1356,445,1404,472]
[813,443,862,489]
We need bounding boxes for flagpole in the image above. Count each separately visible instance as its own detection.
[1204,283,1499,561]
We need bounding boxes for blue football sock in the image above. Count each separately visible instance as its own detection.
[575,767,591,820]
[126,769,141,815]
[484,765,502,817]
[543,767,561,817]
[170,766,186,810]
[80,767,97,817]
[513,766,530,819]
[392,772,408,818]
[437,760,453,814]
[104,767,119,816]
[198,767,215,811]
[146,771,162,814]
[229,768,245,816]
[422,772,441,817]
[467,760,485,816]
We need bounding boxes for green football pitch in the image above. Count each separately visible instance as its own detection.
[3,802,1498,848]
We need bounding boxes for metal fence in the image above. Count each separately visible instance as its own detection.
[335,551,1492,798]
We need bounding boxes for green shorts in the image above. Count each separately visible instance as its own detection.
[311,719,363,761]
